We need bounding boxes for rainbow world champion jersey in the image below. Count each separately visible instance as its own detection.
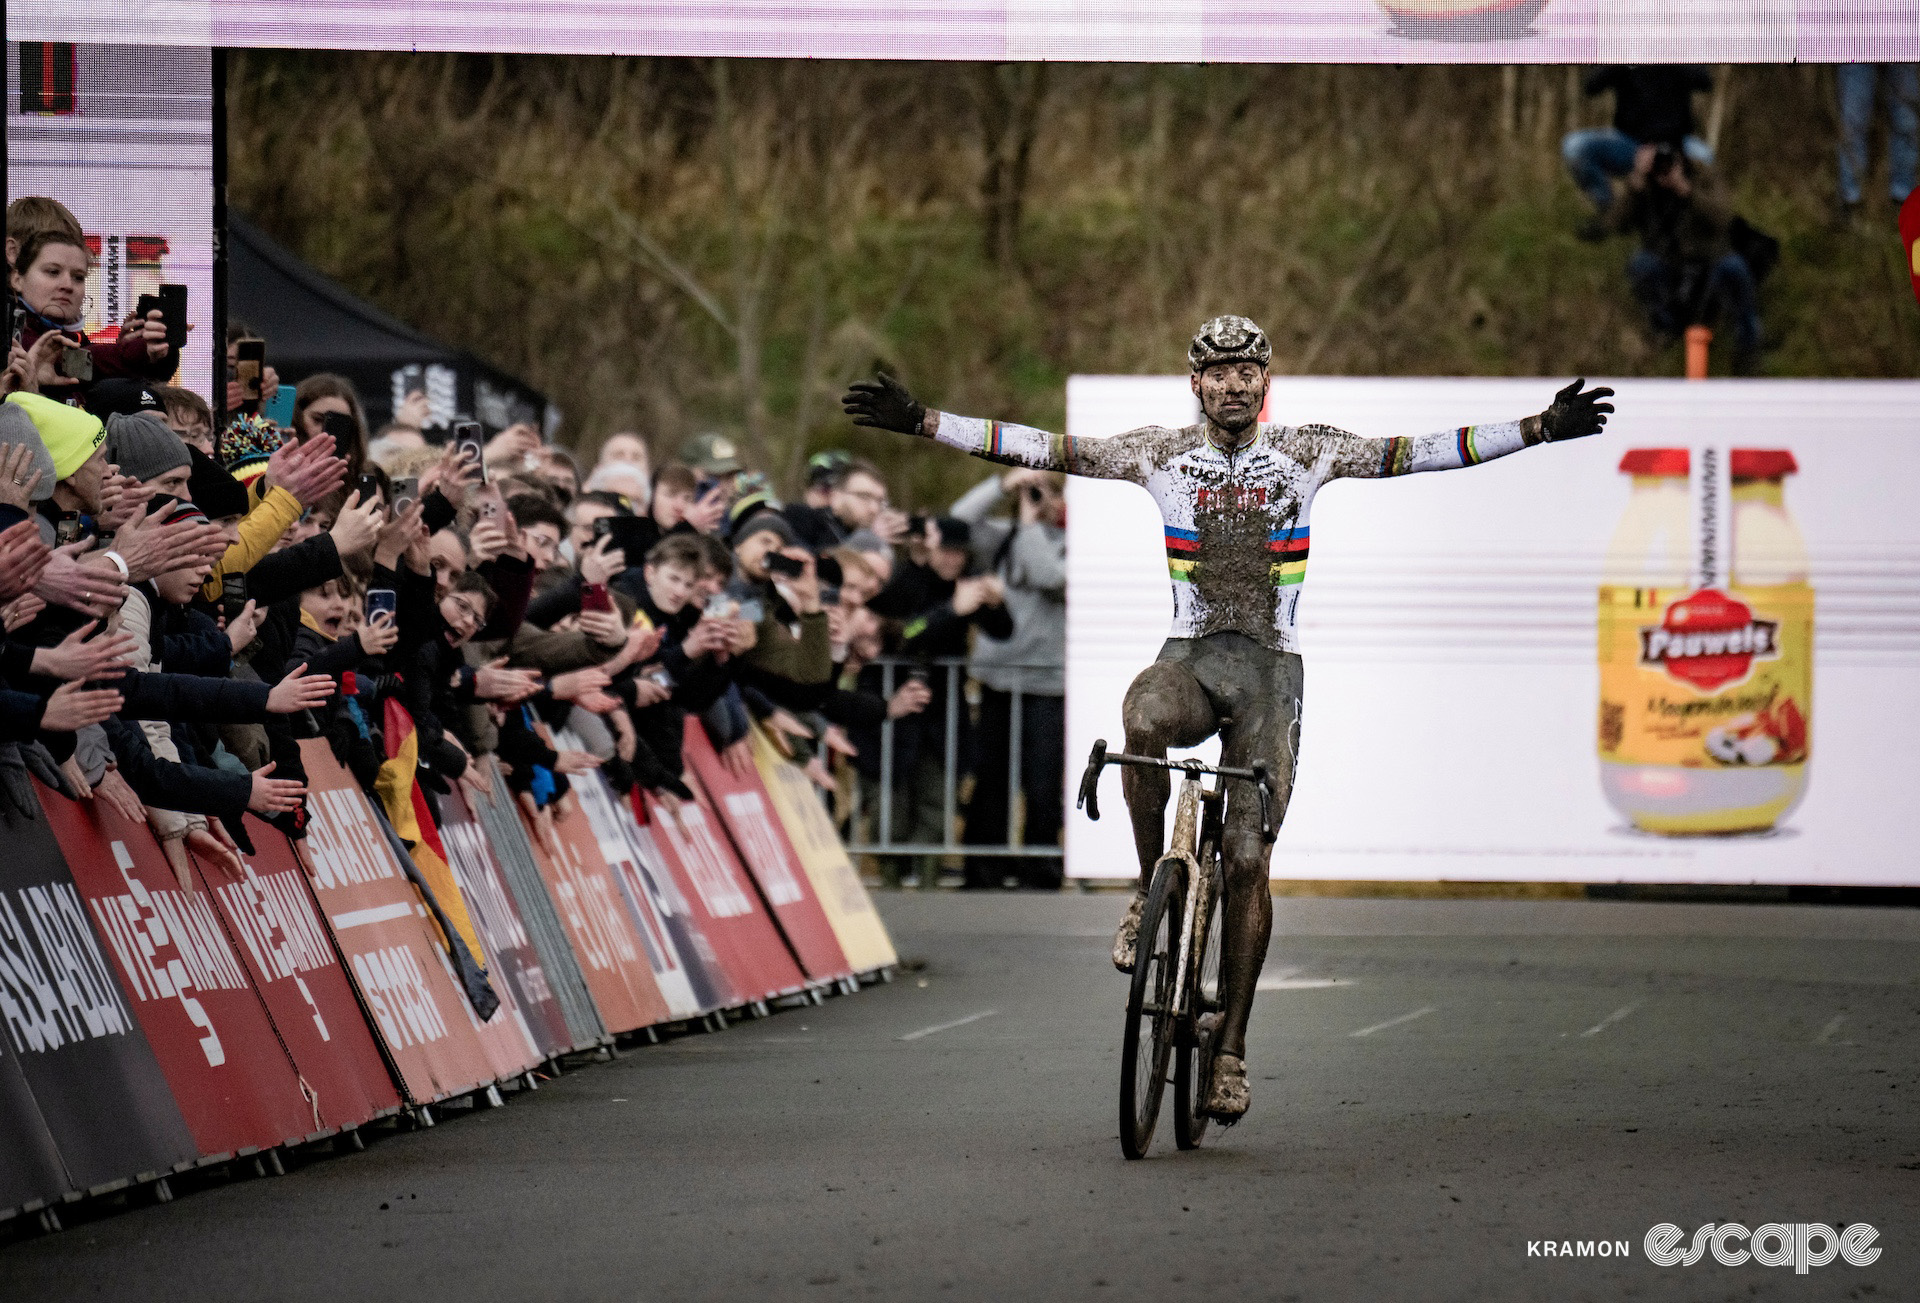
[931,408,1546,653]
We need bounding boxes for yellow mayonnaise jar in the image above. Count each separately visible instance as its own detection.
[1597,447,1812,835]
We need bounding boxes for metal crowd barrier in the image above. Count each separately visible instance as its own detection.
[842,656,1063,860]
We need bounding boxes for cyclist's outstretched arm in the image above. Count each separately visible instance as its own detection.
[843,373,1165,483]
[1322,378,1614,480]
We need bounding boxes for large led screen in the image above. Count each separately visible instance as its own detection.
[6,41,216,405]
[9,1,1919,63]
[1064,376,1919,885]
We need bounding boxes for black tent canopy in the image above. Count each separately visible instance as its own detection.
[228,212,556,438]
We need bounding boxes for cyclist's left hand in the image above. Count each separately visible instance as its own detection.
[1540,378,1615,442]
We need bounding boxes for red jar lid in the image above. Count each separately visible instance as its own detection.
[1618,448,1689,475]
[1730,448,1797,479]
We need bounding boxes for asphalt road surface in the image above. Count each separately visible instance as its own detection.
[5,892,1917,1302]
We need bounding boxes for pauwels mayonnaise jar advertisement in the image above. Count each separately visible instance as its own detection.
[1598,447,1813,836]
[1065,376,1919,886]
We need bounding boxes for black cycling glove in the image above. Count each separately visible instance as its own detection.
[842,373,927,437]
[1540,378,1616,442]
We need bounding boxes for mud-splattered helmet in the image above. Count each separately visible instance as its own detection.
[1188,315,1272,374]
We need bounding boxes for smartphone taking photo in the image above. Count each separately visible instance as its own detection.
[454,420,486,484]
[580,582,614,615]
[221,573,250,623]
[365,589,398,624]
[235,340,266,409]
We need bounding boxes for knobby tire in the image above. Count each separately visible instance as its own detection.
[1119,859,1184,1160]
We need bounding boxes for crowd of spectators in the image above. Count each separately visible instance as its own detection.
[1563,62,1914,375]
[0,193,1068,901]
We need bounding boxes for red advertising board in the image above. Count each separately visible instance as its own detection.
[189,820,401,1131]
[681,723,850,983]
[637,775,807,1005]
[438,788,574,1063]
[298,742,498,1104]
[517,796,672,1035]
[40,791,318,1157]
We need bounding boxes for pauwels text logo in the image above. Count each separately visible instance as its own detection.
[1638,589,1779,692]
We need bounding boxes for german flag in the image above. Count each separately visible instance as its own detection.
[375,697,491,978]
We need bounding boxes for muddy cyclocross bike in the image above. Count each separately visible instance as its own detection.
[1077,740,1275,1160]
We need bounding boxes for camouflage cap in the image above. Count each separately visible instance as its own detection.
[679,431,743,476]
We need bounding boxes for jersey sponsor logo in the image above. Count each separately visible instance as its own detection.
[1194,484,1268,511]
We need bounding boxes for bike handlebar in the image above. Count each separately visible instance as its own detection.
[1076,739,1277,841]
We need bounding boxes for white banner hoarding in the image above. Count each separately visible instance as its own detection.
[6,41,215,405]
[1064,376,1919,886]
[9,1,1918,64]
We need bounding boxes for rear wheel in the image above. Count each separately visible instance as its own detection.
[1174,855,1226,1150]
[1119,859,1183,1160]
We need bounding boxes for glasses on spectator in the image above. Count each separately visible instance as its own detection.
[842,486,888,507]
[448,595,484,628]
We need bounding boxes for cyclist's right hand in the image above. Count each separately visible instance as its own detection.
[842,373,927,437]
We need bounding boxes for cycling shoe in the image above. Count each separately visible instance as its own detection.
[1205,1053,1250,1123]
[1111,892,1147,972]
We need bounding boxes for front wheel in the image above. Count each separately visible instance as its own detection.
[1173,856,1226,1150]
[1119,859,1184,1160]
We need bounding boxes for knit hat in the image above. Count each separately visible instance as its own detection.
[104,411,189,484]
[83,378,165,421]
[0,403,57,503]
[218,411,284,488]
[842,528,891,557]
[932,516,972,549]
[5,392,104,480]
[731,510,798,550]
[725,488,782,538]
[187,445,250,521]
[159,499,209,529]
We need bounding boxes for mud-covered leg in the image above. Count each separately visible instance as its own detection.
[1119,661,1215,887]
[1109,661,1215,972]
[1212,690,1301,1066]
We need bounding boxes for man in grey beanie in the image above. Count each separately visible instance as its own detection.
[104,410,191,498]
[0,403,57,504]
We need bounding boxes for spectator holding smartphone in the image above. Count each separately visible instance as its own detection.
[11,231,181,386]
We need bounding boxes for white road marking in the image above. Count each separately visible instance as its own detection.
[1815,1014,1846,1045]
[1258,976,1352,990]
[1578,1002,1642,1038]
[898,1009,999,1042]
[1348,1006,1437,1038]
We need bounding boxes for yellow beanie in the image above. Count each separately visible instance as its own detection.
[5,392,105,480]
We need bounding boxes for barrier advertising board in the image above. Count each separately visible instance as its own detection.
[640,776,807,1004]
[190,823,401,1133]
[517,795,672,1035]
[1064,376,1920,886]
[0,792,197,1192]
[298,742,497,1102]
[682,723,849,983]
[565,758,730,1019]
[747,726,898,974]
[467,768,606,1052]
[42,792,319,1157]
[439,787,576,1062]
